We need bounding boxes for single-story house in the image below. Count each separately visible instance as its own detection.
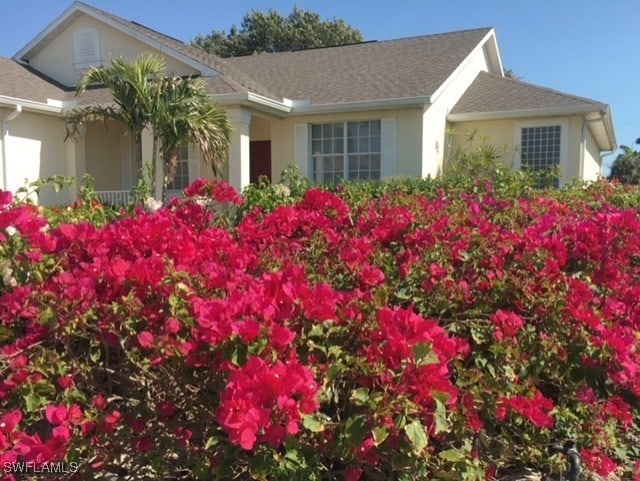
[0,1,616,204]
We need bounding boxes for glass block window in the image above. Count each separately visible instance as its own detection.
[167,144,190,191]
[520,125,561,187]
[311,120,381,183]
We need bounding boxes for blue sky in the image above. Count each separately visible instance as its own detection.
[2,0,639,173]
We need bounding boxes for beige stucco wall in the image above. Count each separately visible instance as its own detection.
[422,43,492,178]
[1,109,71,204]
[29,14,200,87]
[448,119,519,170]
[250,115,271,141]
[84,120,127,191]
[449,115,600,183]
[269,108,423,181]
[583,124,602,180]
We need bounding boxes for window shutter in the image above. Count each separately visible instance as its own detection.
[295,124,309,178]
[73,28,101,69]
[381,118,396,178]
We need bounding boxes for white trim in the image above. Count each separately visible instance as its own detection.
[290,96,430,115]
[381,118,396,178]
[431,28,501,103]
[514,118,569,184]
[14,2,219,78]
[215,92,292,115]
[294,124,309,178]
[0,96,63,115]
[448,104,609,122]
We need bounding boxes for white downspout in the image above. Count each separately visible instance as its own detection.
[1,105,23,191]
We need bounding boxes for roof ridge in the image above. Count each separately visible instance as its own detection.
[225,26,494,59]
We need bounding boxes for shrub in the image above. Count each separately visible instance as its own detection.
[0,176,638,480]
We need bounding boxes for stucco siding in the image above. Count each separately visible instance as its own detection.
[583,123,602,180]
[448,119,519,169]
[422,43,492,178]
[449,115,598,183]
[1,111,69,204]
[270,108,423,182]
[29,14,200,87]
[84,121,127,191]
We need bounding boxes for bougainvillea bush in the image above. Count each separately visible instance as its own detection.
[0,177,639,481]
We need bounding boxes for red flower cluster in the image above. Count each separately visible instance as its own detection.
[216,356,319,450]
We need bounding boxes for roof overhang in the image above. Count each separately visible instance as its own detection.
[214,94,431,118]
[0,95,68,115]
[13,1,219,78]
[288,96,431,116]
[447,104,617,151]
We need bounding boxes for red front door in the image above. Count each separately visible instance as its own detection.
[250,141,272,184]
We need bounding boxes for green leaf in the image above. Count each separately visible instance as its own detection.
[23,391,46,412]
[439,448,465,462]
[345,415,367,446]
[404,420,428,454]
[350,387,370,406]
[372,426,389,446]
[433,394,451,434]
[412,342,439,365]
[302,414,325,433]
[89,344,102,363]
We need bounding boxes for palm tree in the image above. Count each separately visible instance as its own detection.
[151,75,232,196]
[65,54,232,200]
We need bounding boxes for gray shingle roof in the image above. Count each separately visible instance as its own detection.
[223,28,493,104]
[0,57,68,103]
[450,71,604,115]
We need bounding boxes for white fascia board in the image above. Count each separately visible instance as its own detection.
[15,2,219,77]
[289,96,430,115]
[447,104,609,122]
[215,92,292,116]
[0,95,64,115]
[430,28,501,103]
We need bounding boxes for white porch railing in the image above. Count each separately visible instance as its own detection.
[96,190,134,206]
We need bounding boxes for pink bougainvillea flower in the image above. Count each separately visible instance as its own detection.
[137,331,154,349]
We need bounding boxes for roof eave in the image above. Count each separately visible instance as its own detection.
[0,95,66,115]
[290,96,431,115]
[215,92,292,117]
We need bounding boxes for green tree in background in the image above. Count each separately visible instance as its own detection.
[608,145,640,184]
[191,6,363,57]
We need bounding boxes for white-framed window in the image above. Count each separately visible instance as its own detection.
[73,28,102,69]
[310,120,382,183]
[516,119,568,187]
[167,144,190,191]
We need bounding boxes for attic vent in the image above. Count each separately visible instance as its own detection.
[73,28,102,69]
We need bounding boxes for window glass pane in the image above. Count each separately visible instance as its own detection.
[359,138,369,153]
[333,123,344,138]
[370,136,380,152]
[370,121,381,136]
[359,121,369,136]
[347,122,358,138]
[323,139,332,153]
[322,124,332,137]
[311,124,322,139]
[520,125,561,187]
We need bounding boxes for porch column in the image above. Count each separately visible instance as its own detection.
[65,127,86,203]
[228,108,251,191]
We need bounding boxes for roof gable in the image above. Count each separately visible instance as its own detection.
[14,1,218,78]
[224,27,495,106]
